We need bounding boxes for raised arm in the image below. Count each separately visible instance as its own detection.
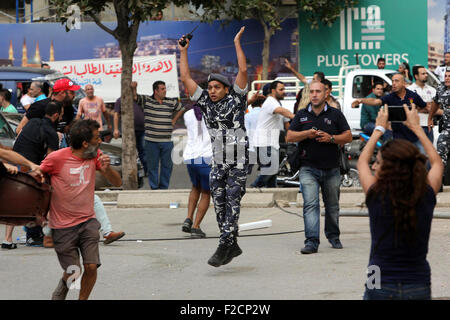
[178,38,199,98]
[234,27,248,90]
[284,58,307,84]
[404,104,444,194]
[357,106,388,193]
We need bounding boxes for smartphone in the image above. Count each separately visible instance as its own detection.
[388,105,409,122]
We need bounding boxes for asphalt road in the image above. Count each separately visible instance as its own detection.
[1,207,449,300]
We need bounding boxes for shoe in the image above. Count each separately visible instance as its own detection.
[1,242,17,250]
[182,218,193,233]
[43,236,54,248]
[329,238,343,249]
[222,242,242,265]
[300,244,318,254]
[191,228,206,238]
[26,237,43,247]
[207,244,230,267]
[103,231,125,245]
[51,278,69,300]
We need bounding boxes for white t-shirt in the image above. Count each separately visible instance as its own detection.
[20,94,35,107]
[182,109,212,161]
[435,66,446,83]
[244,107,261,152]
[408,83,436,126]
[254,96,286,149]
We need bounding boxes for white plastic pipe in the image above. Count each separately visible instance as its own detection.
[239,219,272,231]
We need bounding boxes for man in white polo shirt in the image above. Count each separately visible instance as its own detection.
[409,65,438,148]
[252,80,295,187]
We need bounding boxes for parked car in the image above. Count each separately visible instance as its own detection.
[1,112,144,189]
[0,66,85,114]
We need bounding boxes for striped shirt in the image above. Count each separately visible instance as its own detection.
[137,94,183,142]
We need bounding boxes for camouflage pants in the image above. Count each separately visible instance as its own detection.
[437,130,450,167]
[210,164,247,245]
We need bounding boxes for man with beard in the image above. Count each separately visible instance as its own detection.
[252,80,294,187]
[15,79,125,247]
[409,66,438,144]
[41,119,122,300]
[352,73,427,150]
[179,27,248,267]
[287,81,352,254]
[16,78,79,135]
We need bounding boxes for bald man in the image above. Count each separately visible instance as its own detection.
[76,85,111,131]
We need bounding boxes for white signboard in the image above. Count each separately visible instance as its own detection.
[49,55,179,103]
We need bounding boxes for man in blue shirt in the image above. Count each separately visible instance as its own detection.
[352,73,426,148]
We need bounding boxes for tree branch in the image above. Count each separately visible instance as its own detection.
[280,10,297,24]
[88,12,116,37]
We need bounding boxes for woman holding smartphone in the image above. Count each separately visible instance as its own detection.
[357,104,443,300]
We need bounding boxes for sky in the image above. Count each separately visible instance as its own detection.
[428,0,447,44]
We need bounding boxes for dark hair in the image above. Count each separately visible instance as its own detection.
[377,57,386,63]
[321,78,333,89]
[45,101,62,117]
[400,62,413,81]
[152,81,165,92]
[373,81,384,88]
[313,71,325,81]
[269,80,284,93]
[41,63,49,68]
[69,119,100,149]
[0,89,11,102]
[412,65,425,79]
[367,140,428,245]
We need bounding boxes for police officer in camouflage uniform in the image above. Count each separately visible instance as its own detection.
[429,68,450,166]
[179,27,249,267]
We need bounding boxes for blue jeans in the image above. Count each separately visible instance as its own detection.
[299,166,341,249]
[145,141,174,189]
[251,146,279,188]
[363,283,431,300]
[135,131,147,174]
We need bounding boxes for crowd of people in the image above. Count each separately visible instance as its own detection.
[1,30,449,300]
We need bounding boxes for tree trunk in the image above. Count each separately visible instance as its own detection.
[118,39,138,190]
[260,19,271,80]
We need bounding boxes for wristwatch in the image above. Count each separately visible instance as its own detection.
[330,135,335,144]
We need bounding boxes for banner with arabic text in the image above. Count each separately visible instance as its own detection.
[48,55,179,103]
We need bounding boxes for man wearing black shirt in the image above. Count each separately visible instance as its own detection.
[12,101,62,247]
[13,101,62,164]
[287,81,352,254]
[16,78,80,135]
[352,73,427,149]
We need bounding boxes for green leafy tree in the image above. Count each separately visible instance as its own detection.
[225,0,358,80]
[49,0,228,189]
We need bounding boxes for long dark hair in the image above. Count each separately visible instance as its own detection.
[367,139,428,245]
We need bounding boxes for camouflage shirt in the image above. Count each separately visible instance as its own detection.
[191,83,248,166]
[434,83,450,128]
